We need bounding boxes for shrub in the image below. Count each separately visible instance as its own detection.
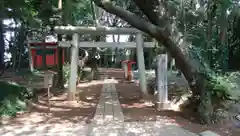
[63,63,93,85]
[63,63,71,85]
[0,81,32,117]
[198,72,239,123]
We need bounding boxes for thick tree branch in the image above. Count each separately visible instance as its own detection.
[92,0,221,124]
[94,0,165,38]
[133,0,171,29]
[133,0,161,26]
[93,0,196,87]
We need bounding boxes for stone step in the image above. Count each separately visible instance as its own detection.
[199,130,220,136]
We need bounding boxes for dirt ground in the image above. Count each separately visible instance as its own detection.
[101,68,240,136]
[115,82,240,136]
[1,68,240,136]
[1,80,103,126]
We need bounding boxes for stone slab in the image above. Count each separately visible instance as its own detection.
[113,103,124,122]
[199,130,220,136]
[88,122,198,136]
[104,100,113,116]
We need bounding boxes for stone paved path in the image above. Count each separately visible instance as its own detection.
[88,79,198,136]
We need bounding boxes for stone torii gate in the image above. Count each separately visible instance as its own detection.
[54,26,169,110]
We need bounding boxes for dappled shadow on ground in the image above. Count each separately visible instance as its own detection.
[90,122,198,136]
[115,82,240,136]
[0,81,103,136]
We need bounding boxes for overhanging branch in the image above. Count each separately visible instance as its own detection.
[133,0,161,26]
[93,0,166,38]
[92,0,196,87]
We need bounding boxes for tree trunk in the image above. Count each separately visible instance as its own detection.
[56,36,64,88]
[17,29,24,71]
[12,29,17,70]
[220,8,228,72]
[0,11,4,69]
[90,1,101,79]
[207,1,216,67]
[56,0,71,88]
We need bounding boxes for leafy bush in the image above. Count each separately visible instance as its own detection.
[133,69,156,81]
[208,72,239,104]
[198,72,240,123]
[63,63,82,84]
[0,81,32,117]
[63,63,93,85]
[63,63,71,85]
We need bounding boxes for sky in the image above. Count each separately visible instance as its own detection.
[3,19,15,61]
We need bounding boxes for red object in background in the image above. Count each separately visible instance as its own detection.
[29,42,65,68]
[122,60,136,81]
[122,60,136,72]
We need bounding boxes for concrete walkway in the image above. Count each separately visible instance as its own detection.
[88,79,198,136]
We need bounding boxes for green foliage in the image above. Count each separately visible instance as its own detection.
[207,74,234,104]
[63,63,71,85]
[213,72,240,100]
[198,71,240,122]
[63,62,85,84]
[63,63,93,84]
[72,0,94,25]
[0,81,32,117]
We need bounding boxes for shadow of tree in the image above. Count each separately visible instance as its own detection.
[1,83,103,126]
[115,82,240,136]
